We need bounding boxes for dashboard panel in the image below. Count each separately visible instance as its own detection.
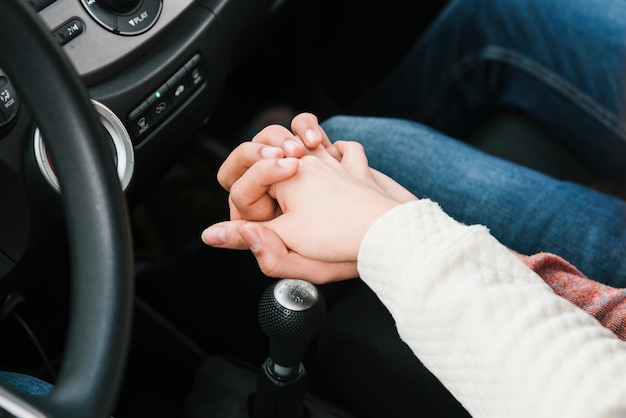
[38,0,196,83]
[0,0,277,284]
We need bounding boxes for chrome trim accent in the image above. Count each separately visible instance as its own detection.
[273,279,319,311]
[34,99,135,192]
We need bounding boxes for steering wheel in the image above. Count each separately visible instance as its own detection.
[0,1,133,417]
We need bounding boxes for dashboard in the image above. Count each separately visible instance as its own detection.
[0,0,277,284]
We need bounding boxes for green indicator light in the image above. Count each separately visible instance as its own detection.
[155,91,162,99]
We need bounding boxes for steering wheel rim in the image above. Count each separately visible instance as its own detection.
[0,1,134,417]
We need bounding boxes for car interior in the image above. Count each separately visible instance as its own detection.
[0,0,619,417]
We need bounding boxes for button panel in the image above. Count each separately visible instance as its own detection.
[127,54,205,142]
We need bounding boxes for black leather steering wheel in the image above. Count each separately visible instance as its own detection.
[0,1,133,417]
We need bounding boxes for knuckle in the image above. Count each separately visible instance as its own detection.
[216,168,229,189]
[228,181,248,207]
[253,125,290,144]
[257,258,285,279]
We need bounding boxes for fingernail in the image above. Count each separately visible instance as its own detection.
[240,227,262,252]
[261,146,283,159]
[283,139,300,156]
[304,129,321,145]
[201,226,225,245]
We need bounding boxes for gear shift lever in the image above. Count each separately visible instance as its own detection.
[252,279,326,418]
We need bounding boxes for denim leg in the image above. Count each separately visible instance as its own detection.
[356,0,626,181]
[322,115,626,287]
[0,371,53,397]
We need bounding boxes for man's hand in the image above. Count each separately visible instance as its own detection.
[217,112,330,222]
[202,140,417,283]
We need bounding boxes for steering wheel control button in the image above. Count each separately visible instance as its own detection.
[35,100,134,192]
[80,0,162,35]
[0,73,19,128]
[53,18,85,46]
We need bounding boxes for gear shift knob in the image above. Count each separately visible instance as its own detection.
[258,279,326,377]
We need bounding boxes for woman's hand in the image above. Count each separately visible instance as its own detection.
[202,140,417,283]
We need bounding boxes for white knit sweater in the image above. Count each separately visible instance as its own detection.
[357,199,626,417]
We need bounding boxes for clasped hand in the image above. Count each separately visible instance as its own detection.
[201,113,417,283]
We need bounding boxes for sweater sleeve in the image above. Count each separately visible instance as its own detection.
[357,199,626,418]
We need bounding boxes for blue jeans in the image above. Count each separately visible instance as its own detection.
[321,0,626,287]
[0,371,53,396]
[0,372,115,417]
